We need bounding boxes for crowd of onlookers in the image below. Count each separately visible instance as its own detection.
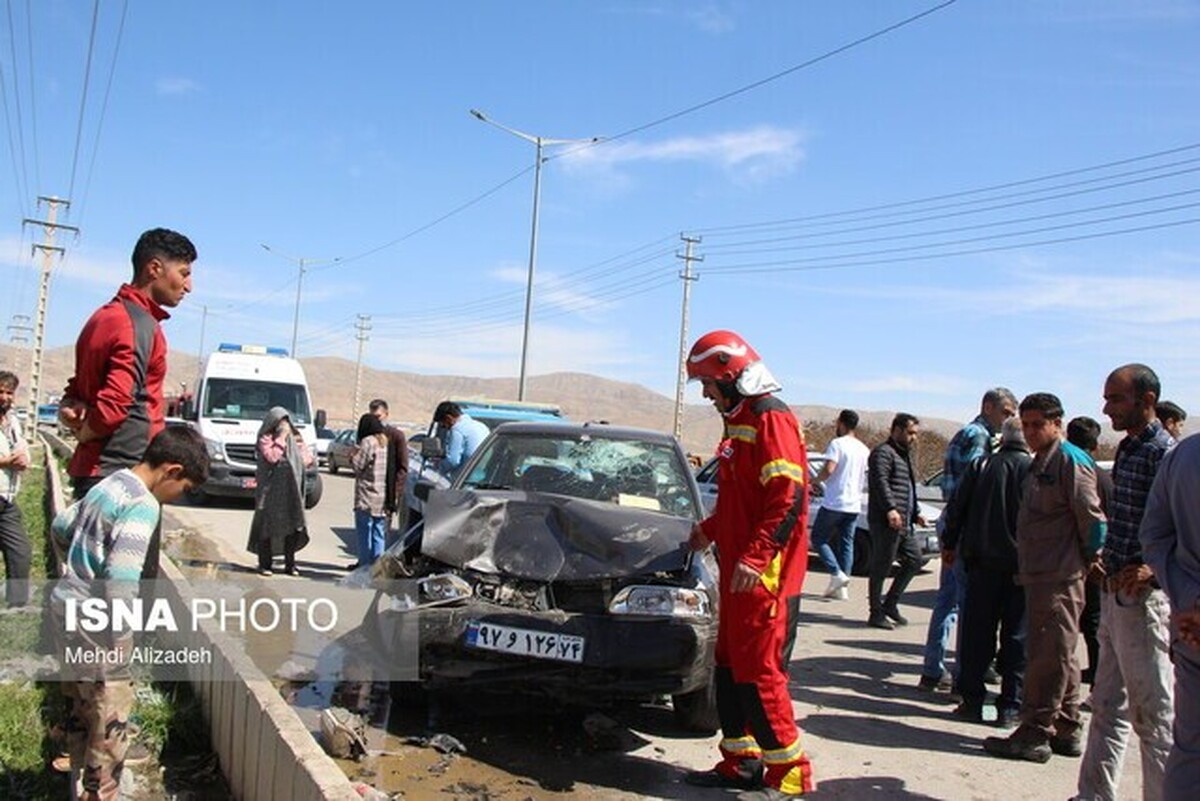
[809,369,1198,800]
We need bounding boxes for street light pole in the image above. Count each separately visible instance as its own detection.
[520,137,544,402]
[470,108,601,401]
[261,244,337,357]
[291,257,307,355]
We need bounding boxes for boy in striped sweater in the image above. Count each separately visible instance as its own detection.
[52,426,208,801]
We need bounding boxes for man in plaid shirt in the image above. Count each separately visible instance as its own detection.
[1074,364,1175,800]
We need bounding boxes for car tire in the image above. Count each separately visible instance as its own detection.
[305,474,323,510]
[851,528,872,577]
[187,487,210,507]
[328,460,339,475]
[673,681,719,734]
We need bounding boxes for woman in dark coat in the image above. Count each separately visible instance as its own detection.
[247,406,313,575]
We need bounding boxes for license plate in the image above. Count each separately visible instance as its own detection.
[465,621,585,664]
[241,477,257,489]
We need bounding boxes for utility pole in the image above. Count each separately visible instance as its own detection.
[7,314,32,344]
[673,234,702,441]
[197,304,208,370]
[352,314,371,421]
[22,196,79,440]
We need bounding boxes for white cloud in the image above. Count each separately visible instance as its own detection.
[914,268,1200,325]
[155,77,201,96]
[842,374,973,396]
[491,265,615,318]
[368,321,636,378]
[564,126,805,183]
[601,3,735,33]
[687,3,735,34]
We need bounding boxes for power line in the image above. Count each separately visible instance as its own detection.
[697,142,1200,237]
[703,216,1200,276]
[548,0,959,165]
[75,0,128,230]
[2,0,29,216]
[316,165,534,270]
[369,238,676,324]
[306,3,957,271]
[66,0,100,205]
[22,0,37,196]
[701,186,1200,259]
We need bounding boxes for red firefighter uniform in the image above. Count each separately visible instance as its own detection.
[698,393,813,795]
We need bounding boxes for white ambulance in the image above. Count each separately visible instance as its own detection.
[184,343,324,508]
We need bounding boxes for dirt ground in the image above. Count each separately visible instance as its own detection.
[311,565,1146,801]
[164,482,1147,801]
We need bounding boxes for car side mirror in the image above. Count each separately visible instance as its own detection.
[421,436,445,459]
[315,408,327,429]
[414,480,436,502]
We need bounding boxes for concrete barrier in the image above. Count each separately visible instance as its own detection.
[42,431,360,801]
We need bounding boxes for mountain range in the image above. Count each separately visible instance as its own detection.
[1,343,966,455]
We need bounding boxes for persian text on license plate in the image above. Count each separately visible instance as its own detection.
[465,621,585,664]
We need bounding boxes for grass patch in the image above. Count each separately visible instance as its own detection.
[0,446,67,799]
[0,681,45,772]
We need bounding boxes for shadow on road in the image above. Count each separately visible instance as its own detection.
[803,712,987,760]
[808,774,945,799]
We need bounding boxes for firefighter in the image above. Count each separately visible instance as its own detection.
[684,329,815,799]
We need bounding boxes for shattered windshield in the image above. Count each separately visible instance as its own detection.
[461,431,697,519]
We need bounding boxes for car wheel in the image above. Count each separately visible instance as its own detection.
[672,681,719,734]
[851,528,872,577]
[187,486,210,507]
[305,474,324,509]
[328,460,339,475]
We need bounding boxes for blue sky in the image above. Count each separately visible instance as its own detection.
[2,1,1199,425]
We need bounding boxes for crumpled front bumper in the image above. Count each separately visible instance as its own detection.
[372,597,716,701]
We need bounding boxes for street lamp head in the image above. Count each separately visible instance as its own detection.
[470,108,486,121]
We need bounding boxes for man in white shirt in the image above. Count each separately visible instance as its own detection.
[0,370,32,608]
[811,409,870,600]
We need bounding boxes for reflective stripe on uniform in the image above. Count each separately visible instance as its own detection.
[760,551,782,594]
[762,737,806,765]
[760,459,805,485]
[777,762,814,795]
[719,735,763,757]
[727,425,757,444]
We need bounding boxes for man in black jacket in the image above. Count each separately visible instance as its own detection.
[941,417,1032,725]
[867,413,926,629]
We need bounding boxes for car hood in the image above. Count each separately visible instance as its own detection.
[420,488,694,582]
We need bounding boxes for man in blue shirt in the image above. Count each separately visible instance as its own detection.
[434,402,490,479]
[919,387,1017,692]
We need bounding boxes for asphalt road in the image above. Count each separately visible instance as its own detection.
[162,471,1145,800]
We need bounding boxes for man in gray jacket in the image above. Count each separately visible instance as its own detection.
[985,392,1107,764]
[866,413,926,630]
[1140,433,1200,800]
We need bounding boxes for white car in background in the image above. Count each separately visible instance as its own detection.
[695,453,941,576]
[313,426,337,466]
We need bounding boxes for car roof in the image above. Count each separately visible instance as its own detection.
[489,420,679,446]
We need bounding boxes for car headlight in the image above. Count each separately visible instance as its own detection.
[418,573,473,605]
[609,585,711,620]
[204,437,226,462]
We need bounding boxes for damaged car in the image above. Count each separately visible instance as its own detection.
[364,421,719,732]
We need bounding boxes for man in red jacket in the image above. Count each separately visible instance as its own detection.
[59,228,196,574]
[684,329,814,800]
